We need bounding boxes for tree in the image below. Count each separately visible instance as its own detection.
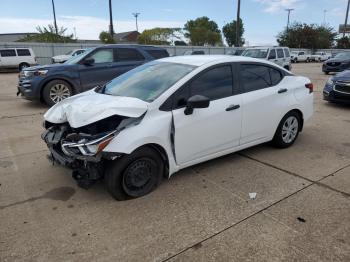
[99,31,115,44]
[184,16,222,46]
[277,23,337,49]
[138,28,181,45]
[19,24,75,43]
[222,18,244,46]
[336,36,350,49]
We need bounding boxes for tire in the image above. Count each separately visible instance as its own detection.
[324,71,329,75]
[42,79,73,106]
[19,63,30,71]
[272,111,301,148]
[105,147,164,200]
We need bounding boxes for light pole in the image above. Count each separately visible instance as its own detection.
[132,12,140,32]
[109,0,114,38]
[323,9,327,25]
[343,0,350,37]
[236,0,241,47]
[51,0,58,34]
[285,8,294,31]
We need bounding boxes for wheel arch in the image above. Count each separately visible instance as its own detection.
[287,109,304,132]
[39,78,77,102]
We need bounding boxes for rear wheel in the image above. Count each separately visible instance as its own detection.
[42,80,72,106]
[105,147,164,200]
[272,111,301,148]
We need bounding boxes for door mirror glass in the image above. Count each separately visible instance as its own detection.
[184,95,210,115]
[83,58,95,66]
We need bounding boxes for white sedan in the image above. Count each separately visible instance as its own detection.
[42,55,314,200]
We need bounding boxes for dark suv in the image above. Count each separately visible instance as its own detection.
[17,45,169,106]
[322,52,350,75]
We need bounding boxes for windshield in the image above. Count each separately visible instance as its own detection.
[242,49,268,58]
[64,48,92,64]
[335,52,350,59]
[65,50,73,55]
[103,61,196,102]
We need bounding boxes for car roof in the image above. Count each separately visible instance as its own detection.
[157,55,270,66]
[245,46,288,49]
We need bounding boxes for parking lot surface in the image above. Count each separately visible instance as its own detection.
[0,63,349,261]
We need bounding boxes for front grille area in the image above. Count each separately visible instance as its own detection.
[326,62,341,67]
[18,73,31,89]
[334,83,350,94]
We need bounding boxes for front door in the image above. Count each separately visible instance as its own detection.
[172,64,242,165]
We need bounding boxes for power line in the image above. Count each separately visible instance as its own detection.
[132,12,140,32]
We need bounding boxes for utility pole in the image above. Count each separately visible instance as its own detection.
[132,12,140,32]
[285,8,294,31]
[236,0,241,47]
[51,0,58,34]
[109,0,114,38]
[323,9,327,25]
[343,0,350,37]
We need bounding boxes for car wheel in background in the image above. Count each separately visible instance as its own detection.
[105,147,164,200]
[42,79,72,106]
[19,63,30,71]
[272,111,301,148]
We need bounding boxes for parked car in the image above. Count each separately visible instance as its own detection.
[52,49,86,63]
[226,48,245,56]
[322,52,350,75]
[242,46,292,70]
[0,48,37,71]
[17,45,169,106]
[290,51,310,63]
[311,51,331,62]
[183,50,205,55]
[42,55,314,200]
[323,70,350,103]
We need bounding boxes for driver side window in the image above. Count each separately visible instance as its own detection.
[88,49,113,63]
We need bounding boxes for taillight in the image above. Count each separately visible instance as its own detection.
[305,83,313,93]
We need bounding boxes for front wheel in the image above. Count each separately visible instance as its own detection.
[105,147,164,200]
[42,80,72,106]
[272,112,301,148]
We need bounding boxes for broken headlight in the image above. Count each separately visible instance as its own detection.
[61,131,115,156]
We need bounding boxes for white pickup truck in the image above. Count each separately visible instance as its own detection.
[290,51,311,63]
[311,51,332,62]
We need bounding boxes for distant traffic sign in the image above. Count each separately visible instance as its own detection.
[339,24,350,33]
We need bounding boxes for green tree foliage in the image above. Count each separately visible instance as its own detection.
[19,24,76,43]
[277,23,337,49]
[222,18,245,46]
[138,28,181,45]
[336,36,350,49]
[99,31,116,44]
[184,16,222,46]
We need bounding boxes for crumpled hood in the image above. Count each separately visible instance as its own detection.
[44,90,149,128]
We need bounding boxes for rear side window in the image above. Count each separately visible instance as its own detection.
[240,64,271,92]
[145,49,169,59]
[116,48,144,61]
[268,49,276,59]
[190,65,233,101]
[0,49,16,57]
[270,68,283,85]
[16,49,31,56]
[283,48,290,57]
[277,49,284,58]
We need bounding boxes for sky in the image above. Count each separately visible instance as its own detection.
[0,0,348,45]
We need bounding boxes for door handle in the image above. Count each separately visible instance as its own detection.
[278,88,288,94]
[226,104,240,111]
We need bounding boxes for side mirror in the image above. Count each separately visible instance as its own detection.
[184,95,210,115]
[83,58,95,66]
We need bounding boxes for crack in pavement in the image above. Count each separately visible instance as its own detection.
[0,149,48,160]
[0,112,44,120]
[161,154,350,261]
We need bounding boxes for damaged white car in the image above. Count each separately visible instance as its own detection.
[42,55,313,200]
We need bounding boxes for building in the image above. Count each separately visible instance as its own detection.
[114,31,140,44]
[0,33,38,42]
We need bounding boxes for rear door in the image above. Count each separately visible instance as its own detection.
[239,63,290,144]
[172,64,242,165]
[113,47,145,76]
[78,48,116,90]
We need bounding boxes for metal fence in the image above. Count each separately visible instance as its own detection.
[0,42,349,65]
